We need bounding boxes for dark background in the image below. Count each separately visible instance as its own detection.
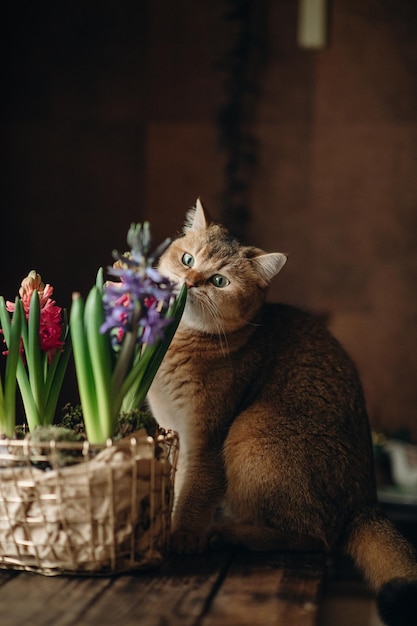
[2,0,417,438]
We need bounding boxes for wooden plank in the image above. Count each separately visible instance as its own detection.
[51,551,234,626]
[200,551,326,626]
[0,550,326,626]
[0,573,113,626]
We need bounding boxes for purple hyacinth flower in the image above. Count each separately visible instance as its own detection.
[100,221,177,347]
[139,301,173,345]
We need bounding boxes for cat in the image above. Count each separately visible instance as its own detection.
[147,199,417,626]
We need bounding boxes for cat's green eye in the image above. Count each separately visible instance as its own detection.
[181,252,195,267]
[210,274,230,288]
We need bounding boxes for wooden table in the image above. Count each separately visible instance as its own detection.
[0,550,326,626]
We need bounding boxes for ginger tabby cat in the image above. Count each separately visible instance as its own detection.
[148,199,417,626]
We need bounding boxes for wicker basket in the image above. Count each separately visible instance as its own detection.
[0,430,178,576]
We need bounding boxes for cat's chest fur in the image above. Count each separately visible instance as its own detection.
[149,332,227,426]
[147,322,258,454]
[148,332,209,435]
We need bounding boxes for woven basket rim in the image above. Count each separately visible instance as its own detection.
[0,429,179,453]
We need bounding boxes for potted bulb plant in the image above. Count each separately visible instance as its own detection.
[0,222,186,575]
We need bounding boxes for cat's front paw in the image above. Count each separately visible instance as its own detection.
[170,528,208,555]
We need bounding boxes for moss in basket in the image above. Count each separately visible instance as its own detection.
[59,402,159,440]
[58,402,87,438]
[19,406,160,470]
[25,424,84,468]
[114,409,159,440]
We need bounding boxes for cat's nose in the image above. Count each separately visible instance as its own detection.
[185,270,202,288]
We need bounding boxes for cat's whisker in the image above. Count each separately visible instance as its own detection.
[197,292,229,354]
[207,298,227,341]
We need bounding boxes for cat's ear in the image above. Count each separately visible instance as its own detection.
[184,198,210,231]
[252,252,287,285]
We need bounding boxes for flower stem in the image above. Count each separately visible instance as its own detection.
[111,304,142,398]
[43,324,72,425]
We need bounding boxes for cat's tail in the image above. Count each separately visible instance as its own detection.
[344,508,417,626]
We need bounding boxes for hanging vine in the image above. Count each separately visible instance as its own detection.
[216,0,269,241]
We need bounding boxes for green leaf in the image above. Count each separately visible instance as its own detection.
[0,297,22,436]
[119,283,187,412]
[27,291,44,415]
[84,287,114,441]
[70,292,102,442]
[95,267,104,292]
[17,305,41,430]
[0,298,41,432]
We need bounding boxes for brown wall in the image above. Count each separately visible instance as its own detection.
[3,1,417,438]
